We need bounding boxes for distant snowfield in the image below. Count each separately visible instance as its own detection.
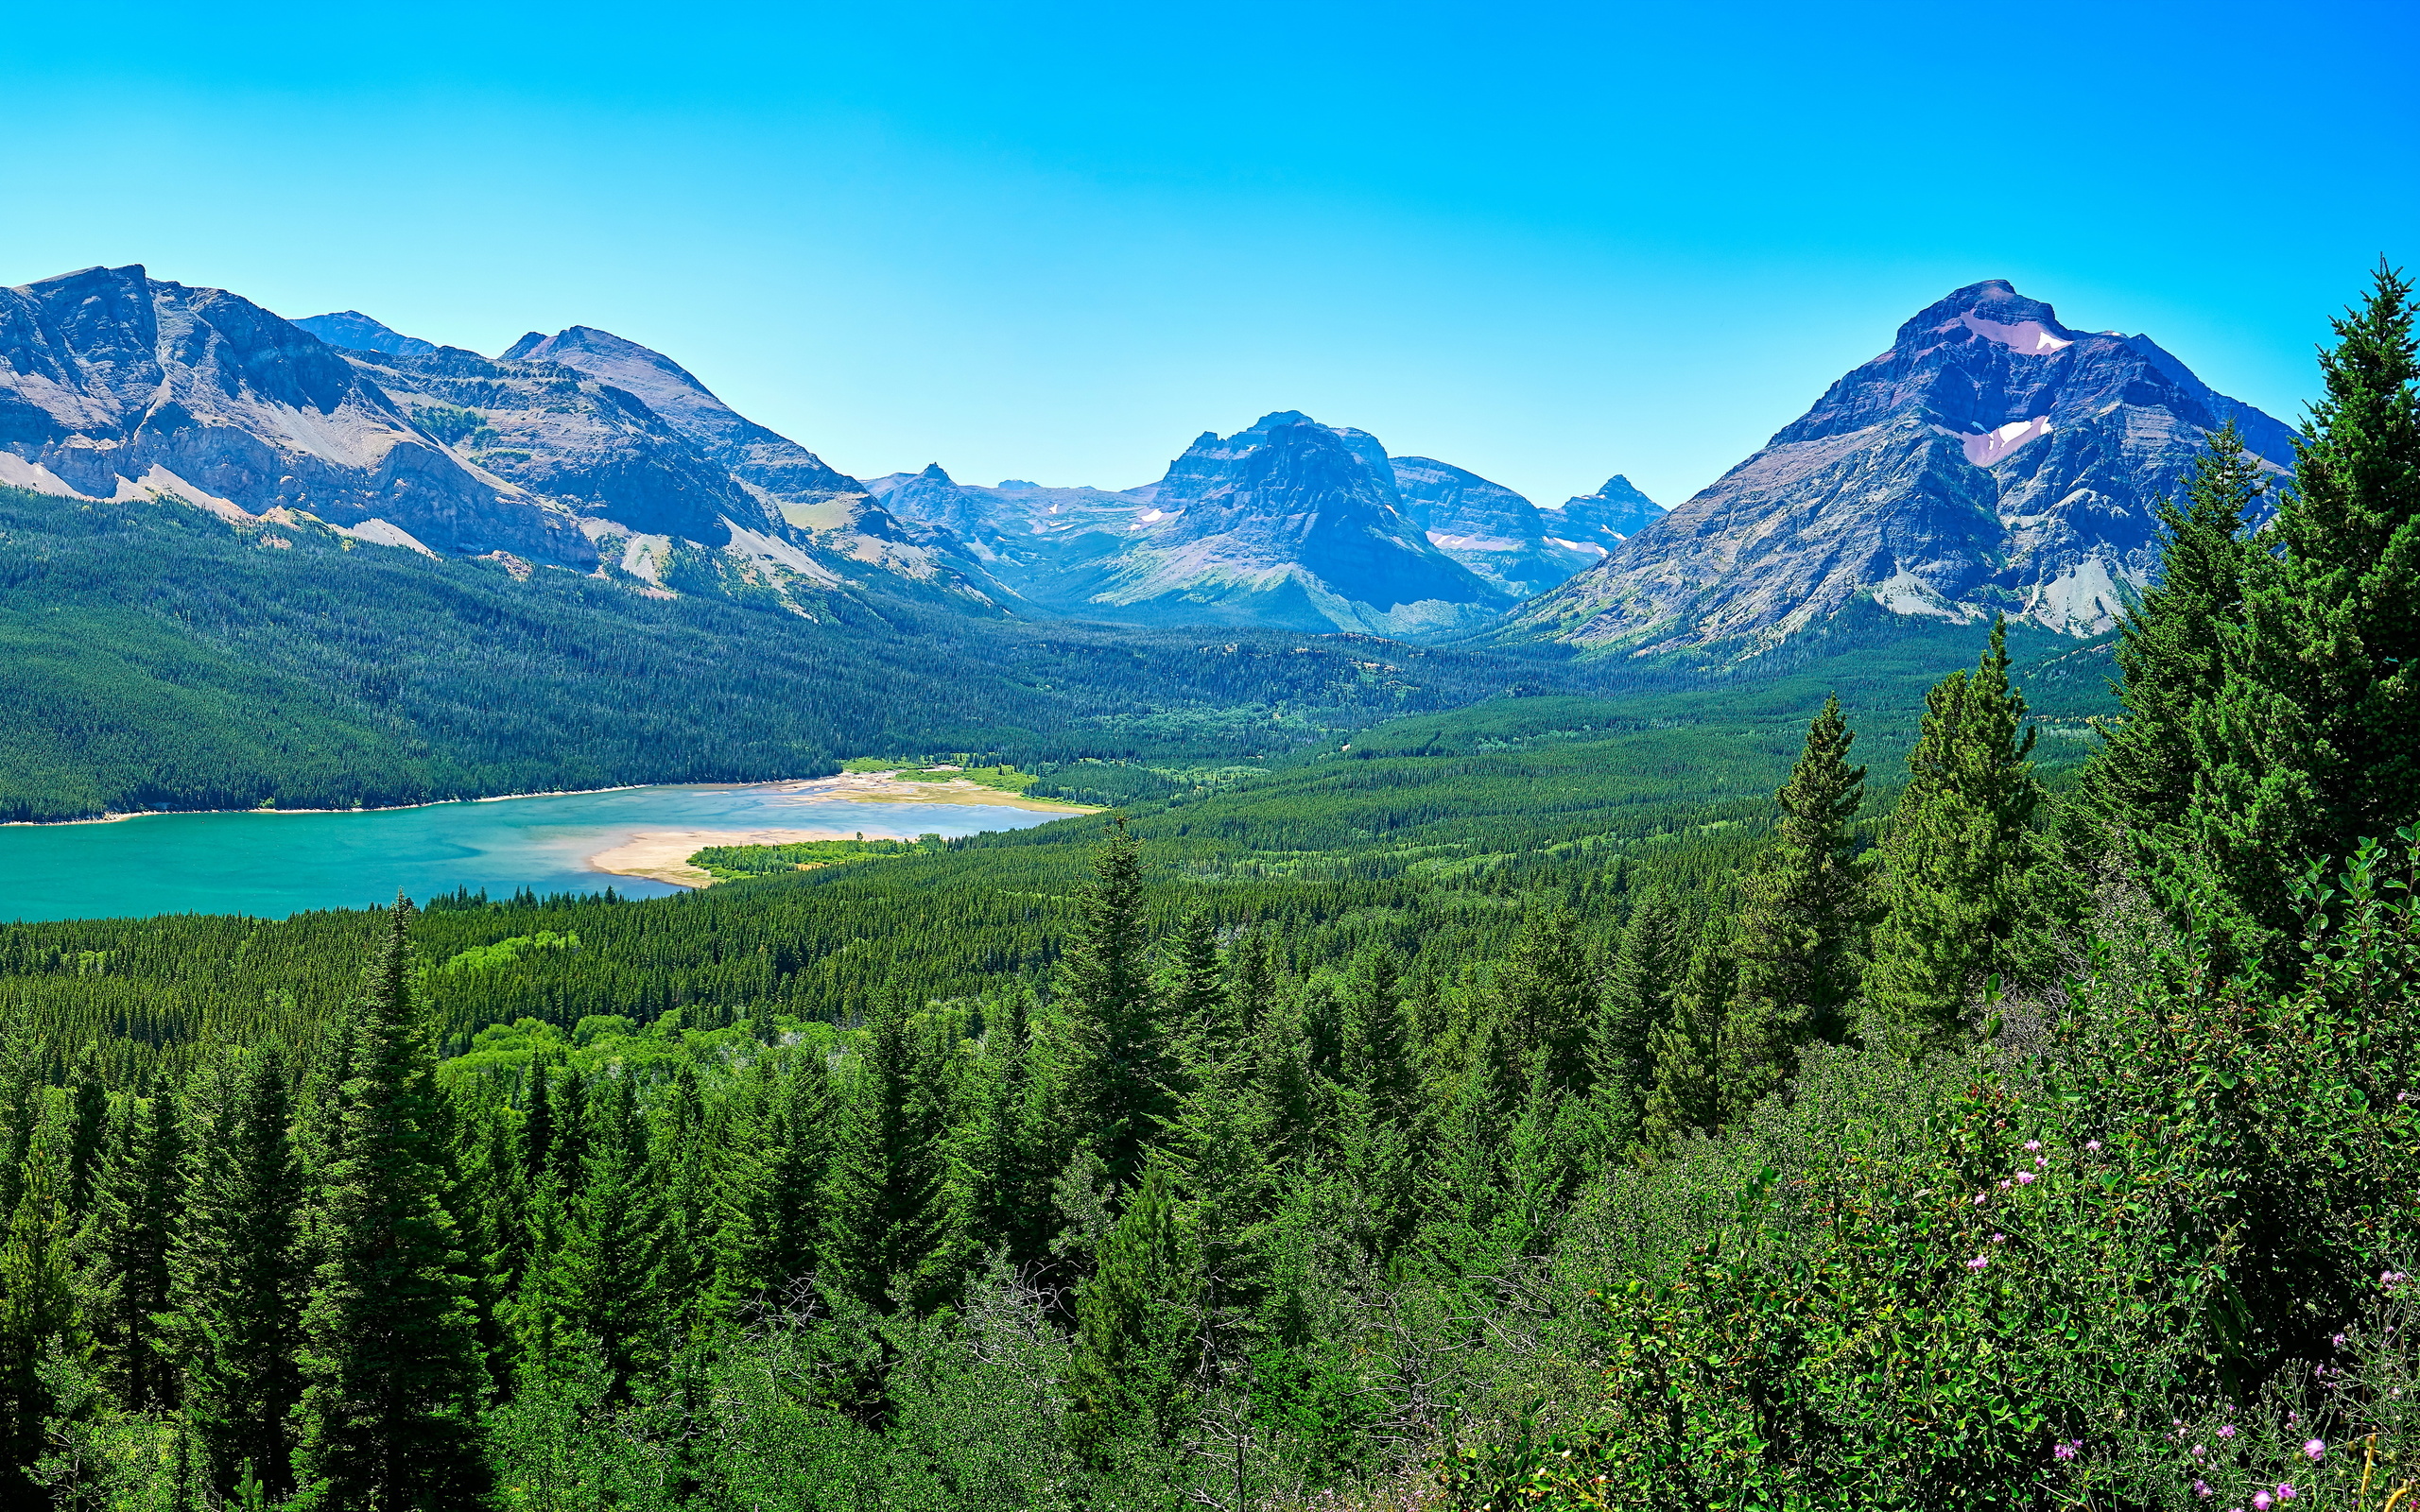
[1958,416,2055,467]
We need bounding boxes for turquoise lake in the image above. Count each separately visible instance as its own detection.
[0,783,1080,922]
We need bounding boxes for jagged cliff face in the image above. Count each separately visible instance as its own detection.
[1389,455,1599,598]
[875,412,1519,636]
[1502,280,2297,655]
[0,267,1011,611]
[0,266,589,561]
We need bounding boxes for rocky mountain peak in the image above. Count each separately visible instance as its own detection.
[1495,280,2297,655]
[292,310,440,356]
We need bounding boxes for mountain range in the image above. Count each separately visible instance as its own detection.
[0,266,2293,658]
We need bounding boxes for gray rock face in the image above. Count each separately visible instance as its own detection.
[1540,475,1665,554]
[0,266,588,561]
[875,412,1517,636]
[1389,455,1597,598]
[0,266,1016,611]
[1501,280,2296,655]
[293,310,440,356]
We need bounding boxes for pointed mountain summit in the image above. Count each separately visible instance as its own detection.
[1543,475,1664,553]
[1499,280,2296,655]
[874,411,1525,636]
[503,324,864,507]
[292,310,441,356]
[1071,411,1513,635]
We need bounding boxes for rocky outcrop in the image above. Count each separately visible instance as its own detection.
[1390,455,1598,598]
[0,266,589,562]
[1499,280,2296,655]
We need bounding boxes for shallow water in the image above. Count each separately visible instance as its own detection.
[0,783,1076,922]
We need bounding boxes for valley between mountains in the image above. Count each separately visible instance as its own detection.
[0,264,2288,818]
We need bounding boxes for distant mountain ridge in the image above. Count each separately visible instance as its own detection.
[872,412,1634,636]
[1497,279,2296,656]
[0,266,1011,614]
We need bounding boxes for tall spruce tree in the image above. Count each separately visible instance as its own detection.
[1720,696,1870,1113]
[1594,892,1685,1098]
[2196,264,2420,966]
[2079,424,2264,873]
[1639,920,1731,1153]
[1059,819,1171,1195]
[1867,620,2049,1043]
[170,1042,305,1501]
[970,991,1053,1268]
[0,1108,79,1494]
[821,992,958,1314]
[291,900,492,1510]
[75,1089,183,1412]
[1493,906,1602,1103]
[1067,1160,1199,1460]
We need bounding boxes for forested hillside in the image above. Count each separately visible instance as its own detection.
[0,484,1630,821]
[0,267,2409,1510]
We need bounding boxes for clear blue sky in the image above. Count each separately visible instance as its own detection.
[3,1,2412,507]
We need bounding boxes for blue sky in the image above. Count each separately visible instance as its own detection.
[3,1,2412,507]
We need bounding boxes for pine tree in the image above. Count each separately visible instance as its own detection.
[169,1042,306,1501]
[1594,892,1684,1098]
[75,1089,182,1412]
[1867,620,2049,1043]
[1494,906,1602,1103]
[291,901,492,1509]
[0,1108,79,1494]
[560,1089,656,1403]
[1160,910,1231,1071]
[822,992,957,1314]
[2196,265,2420,966]
[1067,1160,1199,1459]
[2078,424,2263,870]
[1059,819,1172,1195]
[1639,921,1732,1153]
[1342,948,1417,1133]
[1721,695,1870,1113]
[970,991,1052,1268]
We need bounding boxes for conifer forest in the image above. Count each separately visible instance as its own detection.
[0,268,2416,1511]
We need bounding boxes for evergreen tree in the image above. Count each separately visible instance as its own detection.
[559,1089,656,1403]
[1067,1160,1199,1461]
[1594,892,1684,1097]
[170,1043,306,1501]
[2196,265,2420,965]
[822,992,957,1314]
[1160,910,1232,1070]
[970,991,1052,1268]
[75,1089,182,1412]
[1342,948,1417,1133]
[520,1057,557,1185]
[291,901,492,1510]
[1493,906,1601,1103]
[1867,620,2049,1043]
[1721,695,1870,1112]
[2078,424,2263,872]
[1639,921,1731,1153]
[0,1108,79,1494]
[1060,819,1172,1195]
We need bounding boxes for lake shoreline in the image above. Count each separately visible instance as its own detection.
[0,782,662,828]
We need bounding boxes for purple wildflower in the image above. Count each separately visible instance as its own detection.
[2054,1441,2078,1462]
[2192,1444,2206,1457]
[2015,1170,2037,1185]
[1966,1254,1989,1271]
[1992,1232,2006,1244]
[2024,1140,2041,1151]
[2086,1140,2101,1150]
[2304,1440,2325,1461]
[2195,1480,2212,1498]
[2254,1493,2272,1511]
[2219,1425,2237,1440]
[2278,1485,2297,1502]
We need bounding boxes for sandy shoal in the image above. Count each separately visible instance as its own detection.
[587,829,864,889]
[749,773,1101,812]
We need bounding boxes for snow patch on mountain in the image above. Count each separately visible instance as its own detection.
[1961,313,2073,354]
